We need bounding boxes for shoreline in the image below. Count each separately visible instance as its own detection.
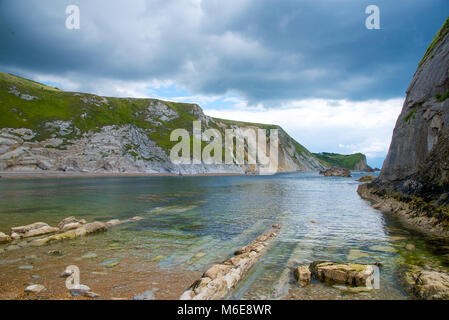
[0,171,249,180]
[357,183,449,239]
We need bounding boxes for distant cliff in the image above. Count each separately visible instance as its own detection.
[358,17,449,237]
[313,152,371,171]
[0,72,326,174]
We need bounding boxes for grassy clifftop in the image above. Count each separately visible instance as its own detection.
[0,71,317,168]
[313,152,369,170]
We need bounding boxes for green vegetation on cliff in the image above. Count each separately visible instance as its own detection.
[418,16,449,69]
[313,152,369,170]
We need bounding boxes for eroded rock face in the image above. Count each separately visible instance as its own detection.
[357,175,375,182]
[309,261,374,287]
[380,19,449,196]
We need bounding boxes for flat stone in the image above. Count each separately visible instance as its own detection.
[25,284,45,294]
[19,265,34,270]
[369,245,397,253]
[310,261,374,287]
[347,249,370,261]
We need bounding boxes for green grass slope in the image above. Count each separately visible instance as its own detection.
[313,152,368,170]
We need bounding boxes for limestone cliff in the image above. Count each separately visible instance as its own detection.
[0,72,326,175]
[358,17,449,237]
[379,17,449,198]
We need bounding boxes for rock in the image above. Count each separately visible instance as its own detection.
[48,250,65,256]
[319,167,351,177]
[369,245,397,253]
[19,265,34,270]
[195,252,206,258]
[294,266,311,286]
[58,217,77,229]
[272,224,281,229]
[10,231,20,240]
[81,252,98,259]
[11,222,48,234]
[70,284,91,297]
[310,261,374,287]
[203,264,232,280]
[84,291,100,298]
[310,220,316,224]
[347,249,370,261]
[5,244,20,251]
[61,222,83,231]
[130,216,143,221]
[357,175,376,182]
[405,244,416,251]
[133,290,156,300]
[333,284,374,293]
[105,219,122,227]
[25,284,46,294]
[105,261,120,268]
[404,266,449,299]
[30,221,107,247]
[0,232,11,243]
[31,275,41,279]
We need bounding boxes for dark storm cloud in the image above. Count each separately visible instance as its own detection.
[0,0,447,104]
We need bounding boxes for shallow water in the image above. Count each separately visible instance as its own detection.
[1,172,448,299]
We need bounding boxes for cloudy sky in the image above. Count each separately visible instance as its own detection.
[1,0,448,167]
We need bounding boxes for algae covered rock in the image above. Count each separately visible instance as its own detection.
[294,265,311,286]
[403,266,449,300]
[0,232,11,243]
[310,261,374,287]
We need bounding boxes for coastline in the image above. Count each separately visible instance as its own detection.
[357,183,449,239]
[0,171,248,180]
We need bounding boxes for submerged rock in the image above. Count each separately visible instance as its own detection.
[11,222,59,239]
[57,216,86,230]
[294,266,311,286]
[310,261,374,287]
[25,284,46,294]
[133,290,156,300]
[319,167,351,177]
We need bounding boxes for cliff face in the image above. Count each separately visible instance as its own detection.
[0,72,326,174]
[380,18,449,197]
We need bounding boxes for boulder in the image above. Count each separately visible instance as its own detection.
[10,222,59,239]
[319,167,351,177]
[11,222,48,234]
[0,232,11,243]
[294,266,311,286]
[57,216,86,230]
[404,266,449,299]
[310,261,374,287]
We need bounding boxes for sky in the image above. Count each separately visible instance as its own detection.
[1,0,448,168]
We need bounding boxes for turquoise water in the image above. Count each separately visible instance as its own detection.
[1,172,448,299]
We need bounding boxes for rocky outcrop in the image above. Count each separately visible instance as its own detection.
[378,18,449,197]
[319,167,351,177]
[180,225,281,300]
[358,18,449,237]
[309,261,374,287]
[402,265,449,300]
